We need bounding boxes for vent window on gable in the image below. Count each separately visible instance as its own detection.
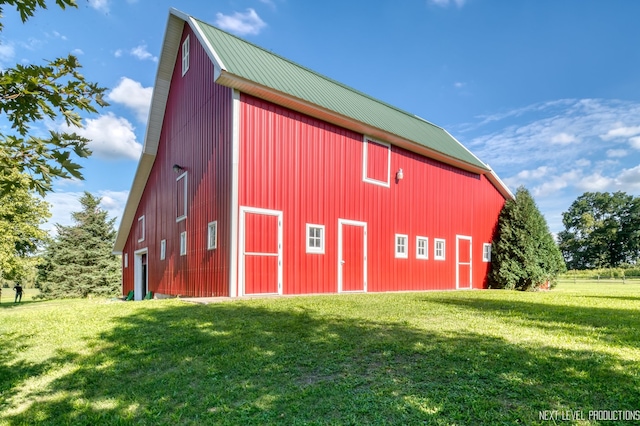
[182,35,190,76]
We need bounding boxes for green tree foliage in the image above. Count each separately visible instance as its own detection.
[558,191,640,269]
[0,0,108,196]
[0,170,50,281]
[489,187,566,291]
[37,192,120,298]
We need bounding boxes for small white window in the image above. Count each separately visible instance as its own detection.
[434,239,446,260]
[208,221,218,250]
[395,234,408,258]
[160,239,166,260]
[182,35,190,76]
[416,236,428,260]
[483,243,492,262]
[306,224,325,254]
[137,215,145,242]
[180,231,187,256]
[124,253,128,268]
[176,172,187,222]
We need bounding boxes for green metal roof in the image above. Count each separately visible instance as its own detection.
[194,18,488,171]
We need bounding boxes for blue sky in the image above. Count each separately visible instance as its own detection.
[2,0,640,235]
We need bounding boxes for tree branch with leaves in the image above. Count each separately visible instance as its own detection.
[0,0,108,195]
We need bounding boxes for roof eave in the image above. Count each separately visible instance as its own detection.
[114,10,188,253]
[216,71,491,176]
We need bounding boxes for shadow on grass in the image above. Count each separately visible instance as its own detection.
[2,299,639,425]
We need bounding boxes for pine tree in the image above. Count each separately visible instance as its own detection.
[37,192,120,298]
[488,186,566,290]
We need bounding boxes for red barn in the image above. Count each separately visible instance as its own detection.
[113,9,512,300]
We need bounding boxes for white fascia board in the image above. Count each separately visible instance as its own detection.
[114,11,187,253]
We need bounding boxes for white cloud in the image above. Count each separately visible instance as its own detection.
[71,48,84,56]
[630,136,640,150]
[600,123,640,140]
[429,0,467,8]
[606,149,627,158]
[616,165,640,191]
[107,77,152,123]
[114,49,123,58]
[550,132,577,145]
[0,43,14,65]
[215,9,267,36]
[60,113,142,160]
[577,172,615,192]
[454,82,466,89]
[575,158,591,167]
[44,190,128,234]
[130,44,157,62]
[88,0,109,13]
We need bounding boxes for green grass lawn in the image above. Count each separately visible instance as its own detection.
[1,281,639,425]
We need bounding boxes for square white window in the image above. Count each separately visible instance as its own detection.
[208,221,218,250]
[395,234,408,258]
[160,239,166,260]
[416,236,429,260]
[434,238,446,260]
[483,243,492,262]
[180,231,187,256]
[306,224,325,254]
[137,215,145,242]
[124,253,128,268]
[362,137,391,187]
[176,172,187,222]
[182,35,190,76]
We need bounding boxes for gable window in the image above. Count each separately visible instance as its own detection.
[160,239,166,260]
[306,224,325,254]
[208,221,218,250]
[180,231,187,256]
[182,35,190,76]
[124,253,128,268]
[416,236,428,260]
[363,137,391,187]
[176,172,187,222]
[434,238,446,260]
[483,243,492,262]
[395,234,408,258]
[137,215,145,242]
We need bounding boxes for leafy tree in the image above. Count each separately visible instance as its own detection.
[558,192,640,269]
[489,186,566,291]
[0,0,108,196]
[0,170,50,282]
[37,192,120,298]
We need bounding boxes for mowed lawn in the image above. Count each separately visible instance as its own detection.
[1,282,639,425]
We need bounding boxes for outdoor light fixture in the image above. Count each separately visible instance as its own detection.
[172,164,185,174]
[396,168,404,181]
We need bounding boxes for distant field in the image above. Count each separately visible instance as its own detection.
[1,282,639,425]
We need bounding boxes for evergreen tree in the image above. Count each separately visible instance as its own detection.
[489,186,566,291]
[37,192,120,298]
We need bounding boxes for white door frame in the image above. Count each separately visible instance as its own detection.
[238,206,283,296]
[337,219,367,293]
[456,235,472,289]
[134,248,148,301]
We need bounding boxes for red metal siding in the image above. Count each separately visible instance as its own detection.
[239,94,505,294]
[122,24,233,297]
